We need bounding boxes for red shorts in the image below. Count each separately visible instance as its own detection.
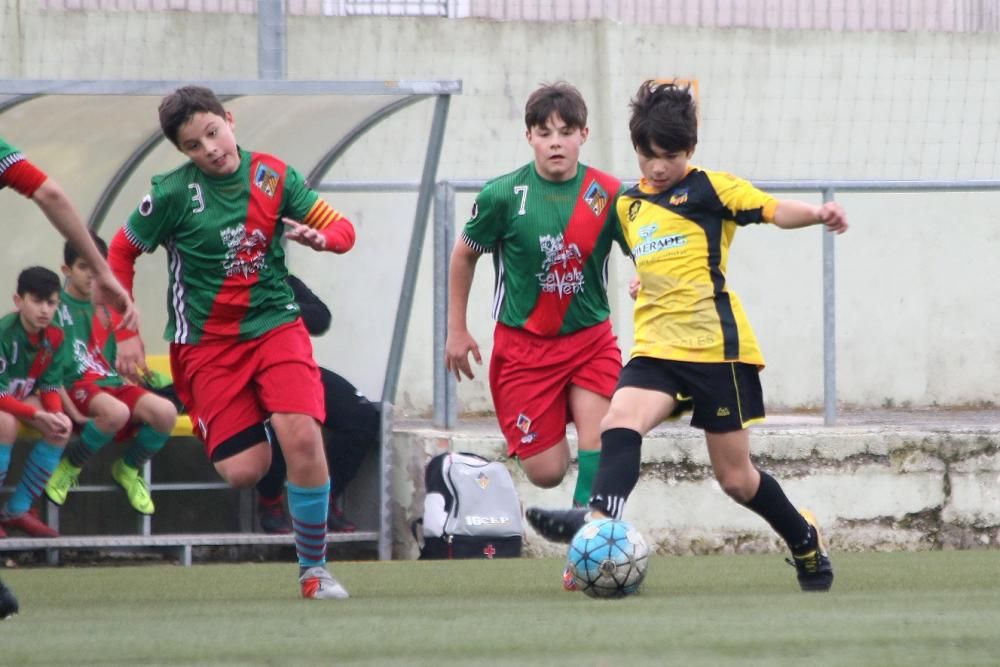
[170,319,325,457]
[68,381,149,442]
[489,319,621,459]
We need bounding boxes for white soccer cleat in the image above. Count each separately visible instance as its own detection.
[299,566,350,600]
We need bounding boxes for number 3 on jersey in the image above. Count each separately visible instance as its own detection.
[189,182,206,213]
[514,185,528,216]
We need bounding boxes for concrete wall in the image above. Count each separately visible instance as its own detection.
[2,12,1000,413]
[390,418,1000,559]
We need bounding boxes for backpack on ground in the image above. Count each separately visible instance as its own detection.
[412,451,523,559]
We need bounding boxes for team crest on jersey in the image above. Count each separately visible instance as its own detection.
[253,163,279,198]
[139,194,154,217]
[0,357,5,374]
[583,180,608,216]
[669,189,689,206]
[516,413,532,434]
[470,201,478,219]
[628,200,642,221]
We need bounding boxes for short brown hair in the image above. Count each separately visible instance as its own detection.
[158,86,227,147]
[628,80,698,156]
[524,82,588,131]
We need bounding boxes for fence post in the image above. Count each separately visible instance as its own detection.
[433,181,457,428]
[822,187,838,426]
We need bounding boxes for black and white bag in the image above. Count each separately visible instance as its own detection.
[412,452,523,559]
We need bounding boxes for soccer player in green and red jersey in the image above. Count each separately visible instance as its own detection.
[45,234,178,516]
[108,86,355,600]
[0,267,73,539]
[445,83,637,590]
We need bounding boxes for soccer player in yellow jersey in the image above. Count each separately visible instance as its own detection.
[528,81,847,592]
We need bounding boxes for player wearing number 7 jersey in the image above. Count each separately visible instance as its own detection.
[108,86,355,600]
[445,85,650,582]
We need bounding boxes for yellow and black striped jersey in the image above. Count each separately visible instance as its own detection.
[619,167,777,365]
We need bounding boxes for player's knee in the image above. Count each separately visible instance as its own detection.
[148,398,178,434]
[525,469,565,488]
[95,400,130,432]
[715,470,754,503]
[0,411,18,441]
[218,465,265,489]
[210,424,270,487]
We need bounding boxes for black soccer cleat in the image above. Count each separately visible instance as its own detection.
[0,578,19,620]
[787,509,834,592]
[525,507,589,544]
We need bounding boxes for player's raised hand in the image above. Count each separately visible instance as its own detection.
[281,217,326,251]
[92,268,140,331]
[116,335,148,384]
[445,328,482,381]
[817,201,848,234]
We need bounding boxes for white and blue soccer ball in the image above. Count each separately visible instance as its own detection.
[567,518,650,598]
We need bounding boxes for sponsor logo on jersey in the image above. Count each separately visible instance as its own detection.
[628,200,642,221]
[716,407,731,417]
[669,189,689,206]
[520,432,536,444]
[632,223,687,258]
[221,224,268,278]
[139,194,154,217]
[536,233,585,297]
[583,180,609,216]
[253,163,279,198]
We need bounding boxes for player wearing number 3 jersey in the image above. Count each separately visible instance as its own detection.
[108,86,355,600]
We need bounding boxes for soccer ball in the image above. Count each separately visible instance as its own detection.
[567,518,649,599]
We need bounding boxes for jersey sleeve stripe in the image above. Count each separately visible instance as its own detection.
[0,151,24,175]
[461,232,490,254]
[123,225,154,253]
[302,199,343,231]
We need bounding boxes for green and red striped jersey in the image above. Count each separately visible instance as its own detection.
[0,312,68,400]
[462,162,628,336]
[120,148,323,344]
[57,290,123,388]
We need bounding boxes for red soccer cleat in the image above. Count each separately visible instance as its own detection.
[0,508,59,538]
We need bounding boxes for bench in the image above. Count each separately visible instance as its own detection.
[1,371,394,563]
[0,531,379,566]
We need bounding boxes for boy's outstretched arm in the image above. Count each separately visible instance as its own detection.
[282,199,356,253]
[444,240,483,382]
[8,164,139,330]
[107,227,148,382]
[772,200,849,234]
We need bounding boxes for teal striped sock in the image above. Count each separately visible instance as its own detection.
[124,425,169,469]
[67,421,116,468]
[287,480,330,569]
[0,443,12,488]
[6,441,62,515]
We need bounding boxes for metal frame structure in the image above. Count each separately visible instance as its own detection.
[0,78,460,562]
[428,177,1000,430]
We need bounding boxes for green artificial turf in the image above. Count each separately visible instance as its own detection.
[1,550,998,666]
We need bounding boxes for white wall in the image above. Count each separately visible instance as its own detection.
[3,13,1000,413]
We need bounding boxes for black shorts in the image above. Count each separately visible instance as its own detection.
[617,356,765,433]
